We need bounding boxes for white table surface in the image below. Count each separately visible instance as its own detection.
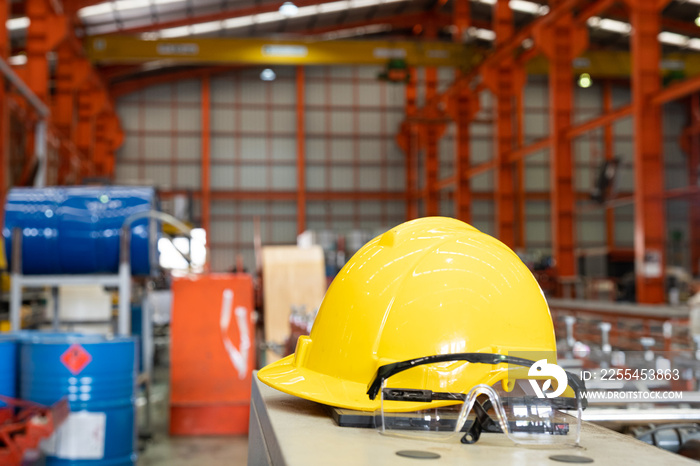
[249,372,696,465]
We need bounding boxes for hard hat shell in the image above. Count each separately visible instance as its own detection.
[258,217,556,411]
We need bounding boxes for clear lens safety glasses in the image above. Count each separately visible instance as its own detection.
[367,353,586,448]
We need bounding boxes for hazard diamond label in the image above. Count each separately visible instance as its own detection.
[60,344,92,375]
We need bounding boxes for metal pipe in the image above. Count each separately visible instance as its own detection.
[0,57,49,117]
[564,315,577,349]
[599,322,612,354]
[33,119,47,187]
[9,228,22,331]
[0,58,49,187]
[119,210,195,336]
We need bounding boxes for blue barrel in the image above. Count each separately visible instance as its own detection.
[0,335,17,406]
[20,334,137,465]
[3,186,158,275]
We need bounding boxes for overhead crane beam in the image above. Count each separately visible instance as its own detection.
[86,36,476,68]
[87,35,700,79]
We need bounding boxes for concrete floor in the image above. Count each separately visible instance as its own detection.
[137,375,249,465]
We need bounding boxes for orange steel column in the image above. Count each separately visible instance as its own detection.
[296,66,306,234]
[481,0,522,247]
[603,80,616,249]
[535,8,587,281]
[515,90,525,249]
[26,0,51,103]
[201,74,212,243]
[402,68,419,220]
[93,113,109,177]
[453,0,471,222]
[76,87,96,178]
[424,68,439,216]
[103,114,121,178]
[0,0,7,210]
[452,0,470,42]
[54,43,75,183]
[53,43,75,133]
[454,86,476,223]
[26,0,65,102]
[627,0,667,303]
[689,94,700,276]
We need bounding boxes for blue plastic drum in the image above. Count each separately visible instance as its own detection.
[3,186,158,275]
[0,335,17,406]
[20,333,137,465]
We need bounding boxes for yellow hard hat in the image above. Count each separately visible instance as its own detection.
[257,217,556,411]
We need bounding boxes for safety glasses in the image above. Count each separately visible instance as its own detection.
[367,353,586,448]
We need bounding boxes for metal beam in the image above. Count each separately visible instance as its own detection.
[603,80,616,251]
[201,74,211,245]
[424,67,439,217]
[536,5,588,282]
[97,0,344,36]
[296,66,306,234]
[687,94,700,275]
[653,72,700,105]
[628,0,667,304]
[110,66,236,98]
[0,0,6,218]
[482,0,520,248]
[514,89,525,249]
[567,103,633,139]
[403,68,418,220]
[86,36,474,68]
[454,84,474,223]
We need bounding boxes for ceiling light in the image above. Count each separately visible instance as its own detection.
[260,68,276,81]
[318,2,348,13]
[279,2,299,17]
[79,0,187,18]
[7,17,29,30]
[509,1,547,15]
[578,73,592,89]
[695,13,700,28]
[255,12,284,24]
[130,0,419,39]
[78,2,114,17]
[588,16,632,34]
[191,21,223,35]
[114,0,148,11]
[468,27,496,41]
[658,31,688,47]
[159,26,191,38]
[8,55,27,65]
[351,0,377,8]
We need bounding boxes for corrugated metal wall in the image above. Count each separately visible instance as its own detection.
[115,67,691,273]
[116,66,405,272]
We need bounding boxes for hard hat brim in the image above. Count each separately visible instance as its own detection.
[257,354,382,412]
